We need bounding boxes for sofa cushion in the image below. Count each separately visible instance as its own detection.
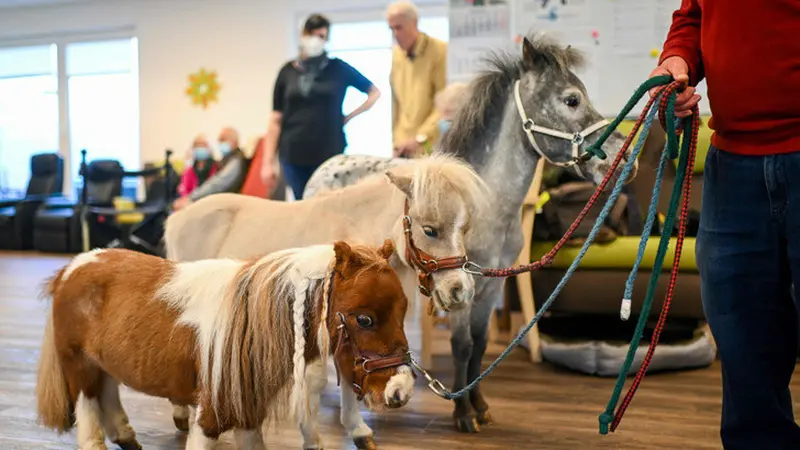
[531,236,698,272]
[35,208,76,231]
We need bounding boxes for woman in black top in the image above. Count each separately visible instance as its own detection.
[260,14,380,200]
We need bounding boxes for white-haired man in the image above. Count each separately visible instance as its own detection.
[386,1,447,158]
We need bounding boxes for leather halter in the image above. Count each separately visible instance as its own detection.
[402,199,469,299]
[513,79,609,179]
[332,311,412,401]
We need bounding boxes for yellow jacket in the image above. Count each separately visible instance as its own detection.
[390,32,448,149]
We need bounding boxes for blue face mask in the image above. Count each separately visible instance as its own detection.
[438,119,452,136]
[218,141,232,156]
[193,147,211,161]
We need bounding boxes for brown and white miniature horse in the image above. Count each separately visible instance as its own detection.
[35,241,414,450]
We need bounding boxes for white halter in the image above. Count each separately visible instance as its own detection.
[513,79,609,177]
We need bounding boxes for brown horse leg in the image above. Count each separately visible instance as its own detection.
[170,402,191,432]
[187,404,222,450]
[97,374,141,450]
[62,356,108,449]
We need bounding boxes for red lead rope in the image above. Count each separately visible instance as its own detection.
[609,88,700,432]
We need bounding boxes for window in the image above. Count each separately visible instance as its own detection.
[67,38,140,190]
[0,36,140,199]
[327,17,449,157]
[0,44,59,197]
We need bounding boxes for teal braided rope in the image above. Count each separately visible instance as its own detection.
[584,75,673,160]
[621,117,681,304]
[440,93,661,401]
[599,89,692,435]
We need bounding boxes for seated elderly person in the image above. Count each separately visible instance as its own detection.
[173,127,249,210]
[177,134,218,199]
[434,82,467,147]
[397,82,468,157]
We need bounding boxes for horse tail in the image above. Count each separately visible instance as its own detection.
[36,269,74,433]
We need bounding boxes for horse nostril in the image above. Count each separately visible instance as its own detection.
[393,391,403,404]
[451,286,463,303]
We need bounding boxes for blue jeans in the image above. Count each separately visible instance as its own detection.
[280,161,318,200]
[697,145,800,449]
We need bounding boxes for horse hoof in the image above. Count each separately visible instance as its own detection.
[114,439,143,450]
[476,410,493,426]
[173,416,190,432]
[353,436,377,449]
[454,416,481,433]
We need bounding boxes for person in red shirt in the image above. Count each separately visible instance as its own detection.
[651,1,800,448]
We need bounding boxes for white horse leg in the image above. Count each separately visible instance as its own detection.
[185,406,215,450]
[172,402,191,432]
[299,359,327,450]
[234,428,265,450]
[98,375,140,450]
[75,392,108,450]
[340,385,374,449]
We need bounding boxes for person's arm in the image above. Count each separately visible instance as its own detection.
[415,44,448,142]
[659,0,704,85]
[261,67,286,182]
[390,51,400,140]
[341,60,381,124]
[345,86,380,124]
[188,157,246,201]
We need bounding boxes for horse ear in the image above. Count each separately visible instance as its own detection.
[377,239,395,260]
[333,241,354,267]
[521,36,544,69]
[385,170,413,199]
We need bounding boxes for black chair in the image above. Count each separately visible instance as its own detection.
[33,152,123,253]
[0,153,64,250]
[84,150,176,256]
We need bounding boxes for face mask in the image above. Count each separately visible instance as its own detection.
[438,119,452,136]
[218,141,232,156]
[300,35,326,58]
[193,147,210,161]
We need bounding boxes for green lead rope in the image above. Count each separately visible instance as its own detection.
[598,81,695,435]
[583,75,674,161]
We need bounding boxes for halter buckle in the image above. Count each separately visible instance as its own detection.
[523,118,535,131]
[571,132,585,146]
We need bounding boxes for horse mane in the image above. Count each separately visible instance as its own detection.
[349,153,490,216]
[199,243,392,427]
[441,31,585,158]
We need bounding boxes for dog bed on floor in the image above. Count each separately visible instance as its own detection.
[518,326,717,376]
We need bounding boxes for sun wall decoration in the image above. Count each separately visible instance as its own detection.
[186,68,221,109]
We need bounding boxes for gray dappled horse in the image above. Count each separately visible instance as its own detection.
[303,32,634,437]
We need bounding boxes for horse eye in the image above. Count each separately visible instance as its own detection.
[356,315,374,328]
[422,226,439,238]
[564,95,580,108]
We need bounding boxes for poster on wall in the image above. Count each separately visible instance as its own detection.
[447,1,513,81]
[186,68,221,110]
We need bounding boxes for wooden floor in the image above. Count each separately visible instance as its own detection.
[2,252,799,449]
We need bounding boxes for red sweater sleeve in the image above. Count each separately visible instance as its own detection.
[659,0,704,86]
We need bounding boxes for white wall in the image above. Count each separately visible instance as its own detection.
[0,0,430,166]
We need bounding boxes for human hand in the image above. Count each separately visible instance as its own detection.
[394,140,422,158]
[173,196,191,210]
[260,163,277,191]
[649,56,701,118]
